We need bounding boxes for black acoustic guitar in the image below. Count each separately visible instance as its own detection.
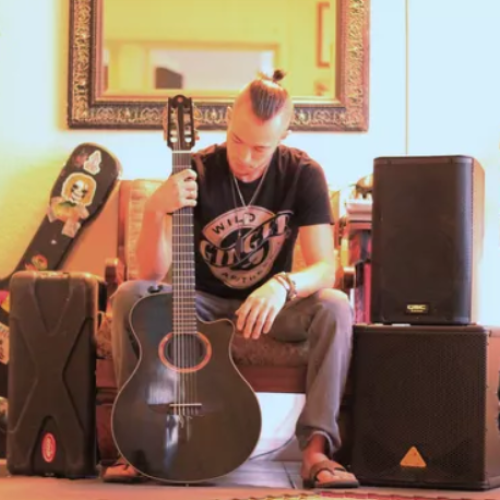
[111,95,262,484]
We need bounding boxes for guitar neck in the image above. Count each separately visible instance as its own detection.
[172,152,196,331]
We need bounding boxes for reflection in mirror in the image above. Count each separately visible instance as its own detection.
[101,0,336,99]
[68,0,369,131]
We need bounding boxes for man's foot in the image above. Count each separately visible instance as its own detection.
[301,435,358,489]
[301,451,358,489]
[102,457,146,483]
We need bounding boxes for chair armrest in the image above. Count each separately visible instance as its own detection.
[335,265,355,293]
[104,257,125,301]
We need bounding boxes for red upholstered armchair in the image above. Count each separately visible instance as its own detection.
[94,179,357,462]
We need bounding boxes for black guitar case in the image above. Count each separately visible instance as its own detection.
[7,271,104,478]
[0,143,121,399]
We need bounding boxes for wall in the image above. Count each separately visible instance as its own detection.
[407,0,500,324]
[2,0,498,457]
[0,0,406,285]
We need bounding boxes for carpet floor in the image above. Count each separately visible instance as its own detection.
[1,460,500,500]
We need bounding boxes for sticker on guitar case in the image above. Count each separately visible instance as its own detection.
[70,146,101,172]
[0,322,9,365]
[24,254,48,272]
[0,292,9,314]
[41,433,57,463]
[83,150,102,175]
[47,173,97,237]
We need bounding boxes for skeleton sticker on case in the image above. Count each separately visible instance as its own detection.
[47,172,97,237]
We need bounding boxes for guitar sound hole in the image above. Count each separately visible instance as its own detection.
[161,334,208,369]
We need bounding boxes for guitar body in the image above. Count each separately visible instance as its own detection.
[112,291,262,483]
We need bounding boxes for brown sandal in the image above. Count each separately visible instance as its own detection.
[302,459,359,489]
[102,457,147,484]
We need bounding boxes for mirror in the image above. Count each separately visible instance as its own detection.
[68,0,369,131]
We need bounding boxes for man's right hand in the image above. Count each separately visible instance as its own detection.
[145,169,198,215]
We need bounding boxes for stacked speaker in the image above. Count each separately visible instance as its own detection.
[350,155,500,490]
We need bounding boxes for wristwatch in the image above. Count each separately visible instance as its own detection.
[274,272,298,301]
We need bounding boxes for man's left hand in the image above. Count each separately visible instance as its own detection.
[235,278,287,339]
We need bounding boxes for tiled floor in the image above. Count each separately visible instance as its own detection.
[2,459,500,500]
[3,459,298,500]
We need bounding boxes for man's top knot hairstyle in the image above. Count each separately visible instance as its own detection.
[248,69,291,121]
[271,69,286,83]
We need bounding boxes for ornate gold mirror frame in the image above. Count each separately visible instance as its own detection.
[67,0,369,131]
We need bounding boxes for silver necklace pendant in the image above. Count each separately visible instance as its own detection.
[232,163,270,215]
[243,212,252,225]
[236,229,243,260]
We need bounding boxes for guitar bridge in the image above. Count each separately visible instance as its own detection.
[148,402,203,416]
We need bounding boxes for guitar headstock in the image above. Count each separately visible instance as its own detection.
[163,95,197,151]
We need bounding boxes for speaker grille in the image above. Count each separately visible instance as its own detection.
[352,326,490,487]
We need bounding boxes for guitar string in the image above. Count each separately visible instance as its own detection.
[180,138,184,417]
[184,138,192,415]
[173,129,179,419]
[174,119,195,419]
[180,135,183,417]
[175,127,184,418]
[171,125,176,418]
[177,137,184,417]
[189,169,195,417]
[187,117,197,417]
[185,139,191,415]
[189,145,197,416]
[184,138,194,415]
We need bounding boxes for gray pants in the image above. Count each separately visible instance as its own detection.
[110,280,353,457]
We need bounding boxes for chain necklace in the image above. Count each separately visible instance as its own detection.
[231,164,270,224]
[230,164,270,259]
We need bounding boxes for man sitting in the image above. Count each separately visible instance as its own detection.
[104,69,358,489]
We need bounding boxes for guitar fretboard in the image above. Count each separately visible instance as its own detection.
[172,152,196,335]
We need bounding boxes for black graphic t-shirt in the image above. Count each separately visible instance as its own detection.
[190,143,333,300]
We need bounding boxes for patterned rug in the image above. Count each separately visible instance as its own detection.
[219,492,497,500]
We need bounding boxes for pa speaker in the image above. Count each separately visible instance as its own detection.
[370,155,484,325]
[351,324,500,490]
